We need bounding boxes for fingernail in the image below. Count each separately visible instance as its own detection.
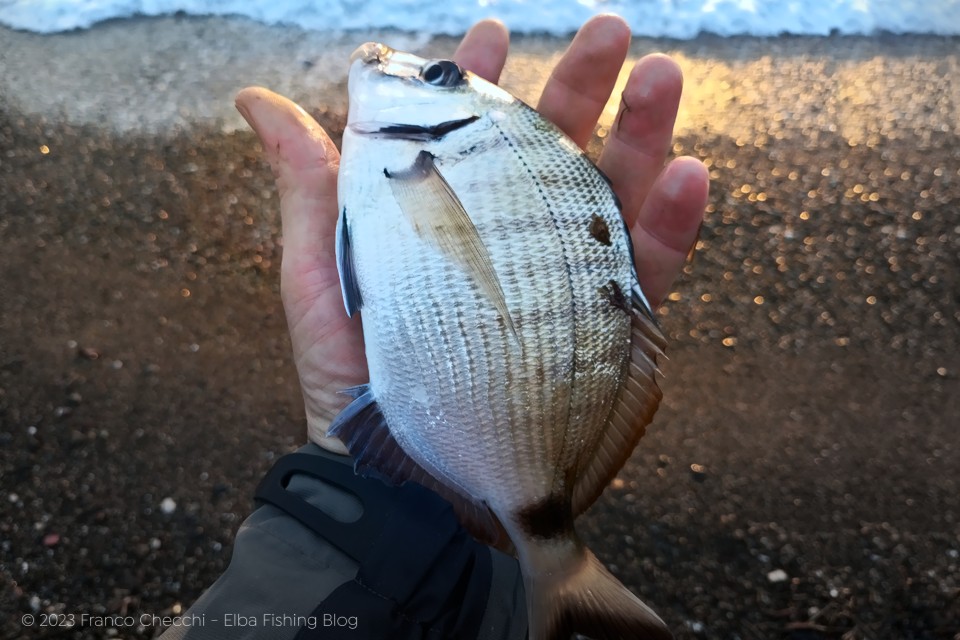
[235,96,263,140]
[235,101,252,126]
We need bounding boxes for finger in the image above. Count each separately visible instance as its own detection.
[453,19,510,83]
[235,87,344,325]
[237,88,364,453]
[537,14,630,148]
[598,54,683,227]
[630,156,709,307]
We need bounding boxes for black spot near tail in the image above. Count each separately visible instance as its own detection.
[589,213,612,246]
[516,493,573,540]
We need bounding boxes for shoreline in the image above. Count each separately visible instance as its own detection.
[1,16,958,138]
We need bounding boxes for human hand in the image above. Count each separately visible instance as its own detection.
[235,15,709,449]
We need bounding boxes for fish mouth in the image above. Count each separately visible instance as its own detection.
[348,42,429,82]
[346,43,436,124]
[350,42,392,66]
[345,44,478,136]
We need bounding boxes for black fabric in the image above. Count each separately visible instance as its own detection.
[255,450,494,640]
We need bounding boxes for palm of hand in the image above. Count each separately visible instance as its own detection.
[235,16,708,448]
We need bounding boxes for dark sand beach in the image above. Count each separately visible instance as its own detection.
[1,17,958,639]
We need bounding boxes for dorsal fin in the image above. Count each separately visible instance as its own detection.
[384,150,518,342]
[572,287,667,516]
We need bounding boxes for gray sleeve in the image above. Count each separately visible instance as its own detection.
[158,448,360,640]
[159,443,527,640]
[478,548,528,640]
[158,505,358,640]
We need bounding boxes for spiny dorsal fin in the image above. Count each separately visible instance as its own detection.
[329,384,510,549]
[385,151,518,342]
[572,289,667,516]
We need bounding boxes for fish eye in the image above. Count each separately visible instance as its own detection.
[421,60,464,87]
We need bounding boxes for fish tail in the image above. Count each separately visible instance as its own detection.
[521,537,672,640]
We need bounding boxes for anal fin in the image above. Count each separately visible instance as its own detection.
[329,384,509,549]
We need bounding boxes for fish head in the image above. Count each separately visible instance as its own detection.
[345,42,508,138]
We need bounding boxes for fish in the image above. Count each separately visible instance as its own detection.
[331,41,672,640]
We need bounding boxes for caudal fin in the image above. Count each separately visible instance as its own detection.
[524,544,672,640]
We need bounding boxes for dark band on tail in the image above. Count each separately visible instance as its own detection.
[515,493,574,540]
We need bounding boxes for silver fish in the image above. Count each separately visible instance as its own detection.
[332,42,671,640]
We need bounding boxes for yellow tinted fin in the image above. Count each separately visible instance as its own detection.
[385,151,518,342]
[523,542,672,640]
[571,285,667,516]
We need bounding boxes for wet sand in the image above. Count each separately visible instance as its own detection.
[1,16,958,639]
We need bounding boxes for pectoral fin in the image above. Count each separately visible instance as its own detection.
[335,207,362,316]
[385,151,517,340]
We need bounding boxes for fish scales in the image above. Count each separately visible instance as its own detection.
[484,107,632,479]
[352,150,579,500]
[332,42,672,640]
[349,116,626,503]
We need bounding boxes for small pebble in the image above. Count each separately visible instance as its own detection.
[690,464,707,482]
[767,569,789,583]
[686,620,705,633]
[160,497,177,514]
[77,346,100,360]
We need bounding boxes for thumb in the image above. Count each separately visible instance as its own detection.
[235,87,344,316]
